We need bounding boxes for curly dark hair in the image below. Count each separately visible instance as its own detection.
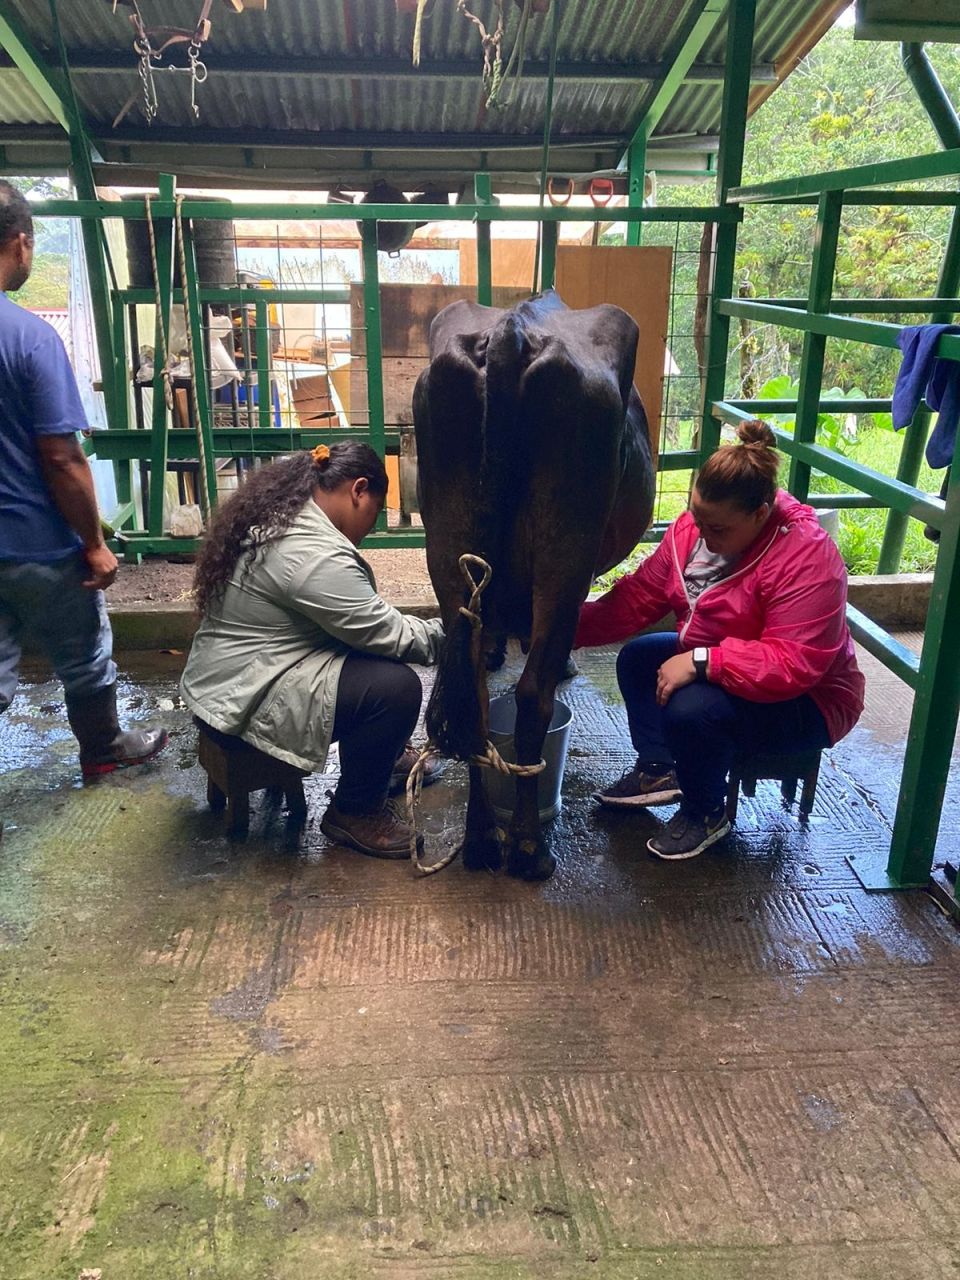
[193,441,388,617]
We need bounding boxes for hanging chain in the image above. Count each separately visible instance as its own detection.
[134,34,159,122]
[178,42,209,119]
[126,0,211,122]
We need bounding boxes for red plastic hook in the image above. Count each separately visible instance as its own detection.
[547,176,574,206]
[588,177,614,207]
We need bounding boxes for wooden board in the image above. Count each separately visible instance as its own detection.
[555,245,673,459]
[349,284,525,429]
[459,240,538,289]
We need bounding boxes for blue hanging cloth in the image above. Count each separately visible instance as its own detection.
[892,323,960,469]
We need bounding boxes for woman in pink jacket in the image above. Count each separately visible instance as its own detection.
[574,419,864,861]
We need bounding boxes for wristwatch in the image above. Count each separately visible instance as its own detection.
[692,646,709,681]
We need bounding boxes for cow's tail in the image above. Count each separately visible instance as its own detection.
[425,311,531,761]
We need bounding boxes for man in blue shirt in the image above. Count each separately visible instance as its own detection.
[0,180,165,793]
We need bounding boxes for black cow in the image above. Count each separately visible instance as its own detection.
[414,289,655,880]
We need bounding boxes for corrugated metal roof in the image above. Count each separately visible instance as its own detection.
[0,0,845,181]
[0,68,57,125]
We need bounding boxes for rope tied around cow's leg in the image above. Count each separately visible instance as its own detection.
[407,552,547,877]
[458,552,491,630]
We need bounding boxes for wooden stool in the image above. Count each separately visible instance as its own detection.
[726,748,822,823]
[196,719,309,839]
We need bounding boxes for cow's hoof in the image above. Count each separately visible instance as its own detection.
[561,655,579,681]
[506,842,556,881]
[462,827,504,871]
[485,645,507,672]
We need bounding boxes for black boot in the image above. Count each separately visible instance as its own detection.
[65,683,168,779]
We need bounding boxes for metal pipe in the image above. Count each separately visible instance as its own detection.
[900,43,960,151]
[877,45,960,572]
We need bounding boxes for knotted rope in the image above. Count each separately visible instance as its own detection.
[174,195,212,520]
[406,553,546,876]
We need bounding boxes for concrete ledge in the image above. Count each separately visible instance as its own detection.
[846,574,931,630]
[106,597,441,651]
[99,575,931,650]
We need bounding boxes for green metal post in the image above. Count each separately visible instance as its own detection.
[110,291,129,431]
[110,292,134,521]
[626,134,646,247]
[474,172,493,306]
[540,219,558,292]
[180,209,218,513]
[900,44,960,151]
[787,190,843,502]
[70,135,121,425]
[148,176,175,540]
[361,220,388,532]
[873,451,960,888]
[255,298,271,429]
[876,208,960,571]
[697,0,756,463]
[877,43,960,572]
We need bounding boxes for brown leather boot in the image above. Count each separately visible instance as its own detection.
[320,798,420,860]
[65,683,168,779]
[387,742,446,796]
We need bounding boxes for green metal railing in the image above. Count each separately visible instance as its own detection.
[27,0,960,900]
[40,189,737,558]
[700,143,960,897]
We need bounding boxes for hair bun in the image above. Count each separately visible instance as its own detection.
[737,418,776,449]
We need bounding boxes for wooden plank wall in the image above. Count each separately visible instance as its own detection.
[555,245,673,460]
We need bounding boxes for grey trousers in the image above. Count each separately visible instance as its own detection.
[0,553,116,713]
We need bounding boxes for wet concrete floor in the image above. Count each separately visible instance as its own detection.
[1,642,960,1279]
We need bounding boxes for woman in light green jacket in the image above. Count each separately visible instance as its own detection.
[181,441,445,858]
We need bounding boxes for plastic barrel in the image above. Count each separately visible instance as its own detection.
[486,694,573,824]
[124,196,237,288]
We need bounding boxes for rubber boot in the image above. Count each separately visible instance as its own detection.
[65,683,168,779]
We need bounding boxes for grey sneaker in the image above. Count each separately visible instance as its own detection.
[595,761,682,809]
[647,808,731,861]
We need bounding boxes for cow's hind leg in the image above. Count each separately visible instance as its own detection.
[505,617,575,882]
[460,763,503,870]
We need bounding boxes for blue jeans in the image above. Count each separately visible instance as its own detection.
[617,632,831,818]
[0,553,116,713]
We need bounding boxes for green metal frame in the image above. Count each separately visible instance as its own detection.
[148,174,175,543]
[20,0,960,904]
[0,1,120,423]
[711,136,960,897]
[876,42,960,573]
[697,0,757,461]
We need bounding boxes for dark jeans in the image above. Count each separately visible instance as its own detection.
[332,653,422,814]
[617,632,831,818]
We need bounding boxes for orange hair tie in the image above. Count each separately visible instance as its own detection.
[311,444,331,466]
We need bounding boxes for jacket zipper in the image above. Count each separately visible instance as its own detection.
[673,522,788,645]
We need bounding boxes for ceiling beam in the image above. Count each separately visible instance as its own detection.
[0,123,632,151]
[0,48,776,85]
[0,2,70,131]
[620,0,728,163]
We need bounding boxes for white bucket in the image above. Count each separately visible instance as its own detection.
[486,694,573,824]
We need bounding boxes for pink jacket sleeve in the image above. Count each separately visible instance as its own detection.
[574,532,675,648]
[709,535,848,702]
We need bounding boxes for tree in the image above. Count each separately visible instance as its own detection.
[660,27,960,403]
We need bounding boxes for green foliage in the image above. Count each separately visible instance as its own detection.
[13,254,69,309]
[661,26,960,400]
[755,374,872,455]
